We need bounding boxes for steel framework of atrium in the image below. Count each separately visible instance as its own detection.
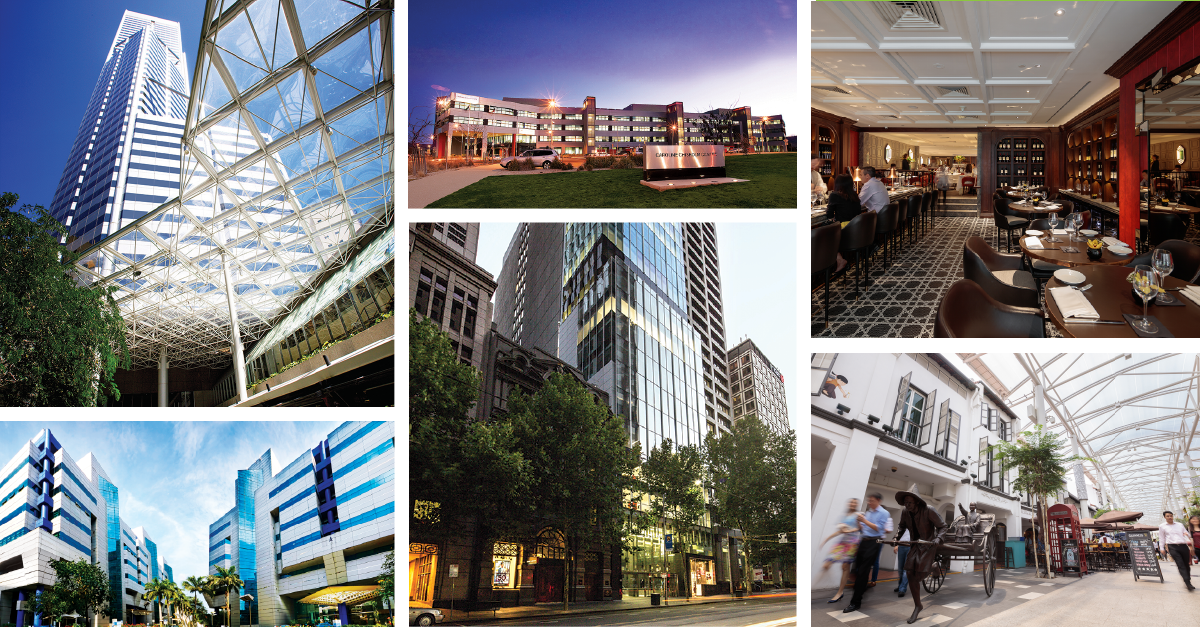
[960,353,1200,526]
[71,0,393,376]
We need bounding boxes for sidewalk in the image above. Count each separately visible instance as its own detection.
[441,589,797,624]
[406,164,577,208]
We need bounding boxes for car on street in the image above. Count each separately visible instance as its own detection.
[500,148,560,169]
[409,607,444,626]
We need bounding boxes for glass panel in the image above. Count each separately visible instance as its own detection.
[245,0,297,70]
[328,95,386,156]
[337,292,363,334]
[293,0,359,50]
[274,129,327,180]
[312,27,373,112]
[339,149,386,192]
[199,52,233,122]
[354,279,379,321]
[323,301,346,341]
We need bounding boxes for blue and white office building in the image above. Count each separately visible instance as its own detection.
[47,11,188,253]
[208,451,273,627]
[255,421,395,624]
[0,431,172,627]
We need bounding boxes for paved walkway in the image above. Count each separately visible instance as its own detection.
[965,568,1196,627]
[439,590,796,624]
[406,164,577,208]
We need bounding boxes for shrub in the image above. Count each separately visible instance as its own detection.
[631,154,644,167]
[612,155,634,169]
[585,155,615,169]
[585,164,593,171]
[507,158,535,171]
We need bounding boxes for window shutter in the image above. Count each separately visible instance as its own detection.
[935,399,950,456]
[992,449,1002,490]
[978,436,989,485]
[891,371,912,429]
[989,408,996,431]
[919,389,937,447]
[948,410,961,461]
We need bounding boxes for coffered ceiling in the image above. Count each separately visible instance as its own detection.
[862,131,978,156]
[812,1,1180,129]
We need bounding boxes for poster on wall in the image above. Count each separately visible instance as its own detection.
[493,558,512,586]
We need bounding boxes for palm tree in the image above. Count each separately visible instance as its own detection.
[211,566,243,627]
[182,576,206,602]
[144,578,172,626]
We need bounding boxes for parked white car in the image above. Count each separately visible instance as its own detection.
[500,148,560,169]
[409,607,444,626]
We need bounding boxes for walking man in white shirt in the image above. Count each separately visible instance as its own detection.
[1158,510,1196,591]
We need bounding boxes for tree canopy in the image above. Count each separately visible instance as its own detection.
[0,192,129,406]
[639,437,706,532]
[26,558,110,619]
[704,416,797,580]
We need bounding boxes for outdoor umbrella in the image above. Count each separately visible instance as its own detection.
[1079,517,1113,529]
[1095,511,1144,524]
[1121,523,1160,531]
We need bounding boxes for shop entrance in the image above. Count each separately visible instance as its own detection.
[535,528,567,603]
[409,543,438,606]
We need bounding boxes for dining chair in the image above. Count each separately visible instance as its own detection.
[934,279,1045,338]
[812,222,842,329]
[963,236,1041,310]
[837,211,877,300]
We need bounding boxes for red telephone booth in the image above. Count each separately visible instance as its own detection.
[1047,503,1088,577]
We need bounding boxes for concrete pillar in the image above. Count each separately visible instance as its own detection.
[337,602,349,626]
[158,346,168,407]
[1033,384,1046,427]
[810,428,879,589]
[16,590,25,627]
[1069,434,1088,514]
[32,586,42,627]
[221,253,248,403]
[511,134,518,157]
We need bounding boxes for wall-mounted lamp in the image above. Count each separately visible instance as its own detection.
[867,415,880,425]
[836,404,851,416]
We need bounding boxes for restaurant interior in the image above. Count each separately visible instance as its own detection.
[811,1,1200,338]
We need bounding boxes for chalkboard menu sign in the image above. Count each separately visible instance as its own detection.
[1062,538,1080,572]
[1127,531,1164,583]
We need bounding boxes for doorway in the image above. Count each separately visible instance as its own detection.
[585,552,603,601]
[409,544,438,606]
[535,559,564,602]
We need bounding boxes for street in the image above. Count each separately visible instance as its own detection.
[446,595,796,626]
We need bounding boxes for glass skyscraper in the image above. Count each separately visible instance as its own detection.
[209,450,273,627]
[47,11,188,253]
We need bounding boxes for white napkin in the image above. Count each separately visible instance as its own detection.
[1180,286,1200,307]
[1102,237,1125,248]
[1024,236,1044,250]
[1050,287,1100,319]
[1016,200,1027,205]
[1051,229,1068,235]
[1045,204,1062,210]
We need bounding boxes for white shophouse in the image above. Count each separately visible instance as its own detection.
[810,353,1034,589]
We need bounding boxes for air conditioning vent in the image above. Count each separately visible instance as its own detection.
[936,86,971,97]
[813,85,852,95]
[875,2,943,29]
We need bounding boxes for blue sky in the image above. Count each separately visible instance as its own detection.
[474,223,798,429]
[0,421,340,587]
[0,1,203,216]
[408,0,798,136]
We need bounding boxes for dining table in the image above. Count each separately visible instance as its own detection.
[1006,198,1064,218]
[1020,232,1131,268]
[1044,265,1200,337]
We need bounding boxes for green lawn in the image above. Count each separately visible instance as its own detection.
[425,153,797,208]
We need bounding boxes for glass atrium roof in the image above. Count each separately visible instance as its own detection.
[74,0,393,371]
[957,353,1200,526]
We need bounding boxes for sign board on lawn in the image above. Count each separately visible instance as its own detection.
[1126,531,1163,583]
[643,144,727,182]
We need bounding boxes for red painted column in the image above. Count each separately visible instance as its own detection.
[1119,76,1138,247]
[512,134,518,157]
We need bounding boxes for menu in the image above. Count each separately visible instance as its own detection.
[1062,538,1080,572]
[1127,531,1164,582]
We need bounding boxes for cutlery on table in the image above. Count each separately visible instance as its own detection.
[1064,319,1125,325]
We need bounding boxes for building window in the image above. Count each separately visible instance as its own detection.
[414,268,432,315]
[564,113,582,120]
[516,110,537,118]
[896,387,927,445]
[596,115,610,121]
[633,116,651,122]
[981,402,992,428]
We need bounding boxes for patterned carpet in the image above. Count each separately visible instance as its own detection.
[812,208,1200,338]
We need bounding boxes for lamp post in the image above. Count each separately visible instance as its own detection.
[547,99,558,155]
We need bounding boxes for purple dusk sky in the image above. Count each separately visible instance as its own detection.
[408,0,797,132]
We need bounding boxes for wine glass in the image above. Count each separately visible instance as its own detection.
[1131,266,1159,334]
[1047,211,1060,242]
[1068,213,1082,242]
[1153,249,1176,305]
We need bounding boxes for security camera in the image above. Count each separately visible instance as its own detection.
[891,466,898,473]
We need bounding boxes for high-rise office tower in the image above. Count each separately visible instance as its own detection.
[682,223,731,437]
[0,430,172,626]
[727,338,790,436]
[497,223,726,452]
[494,223,565,355]
[254,421,394,624]
[208,450,274,627]
[47,11,188,251]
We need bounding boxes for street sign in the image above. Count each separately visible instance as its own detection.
[449,564,459,578]
[664,534,673,551]
[778,533,787,544]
